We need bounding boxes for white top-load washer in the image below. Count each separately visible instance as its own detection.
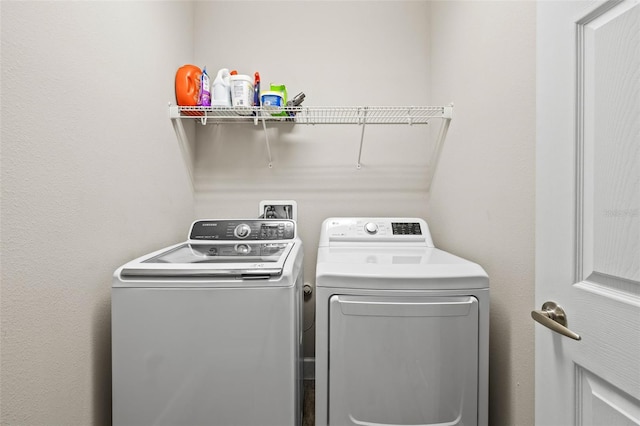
[315,217,489,426]
[112,219,303,426]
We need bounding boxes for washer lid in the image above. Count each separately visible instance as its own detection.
[119,241,294,279]
[316,246,488,290]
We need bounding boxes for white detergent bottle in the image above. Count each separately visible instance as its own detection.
[212,68,231,106]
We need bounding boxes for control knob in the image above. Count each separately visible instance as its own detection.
[234,224,251,239]
[364,222,378,235]
[235,244,250,254]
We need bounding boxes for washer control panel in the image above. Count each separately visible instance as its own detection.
[189,219,296,241]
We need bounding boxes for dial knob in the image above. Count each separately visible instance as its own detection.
[364,222,378,234]
[234,224,251,239]
[235,244,250,254]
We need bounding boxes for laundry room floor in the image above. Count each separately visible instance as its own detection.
[303,380,314,426]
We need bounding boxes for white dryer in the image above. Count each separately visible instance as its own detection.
[112,219,303,426]
[315,217,489,426]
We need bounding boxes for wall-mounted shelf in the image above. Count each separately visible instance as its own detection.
[169,105,452,125]
[169,104,453,188]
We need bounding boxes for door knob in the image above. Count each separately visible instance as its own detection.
[531,301,581,341]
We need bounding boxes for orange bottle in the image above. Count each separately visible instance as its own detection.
[175,65,202,106]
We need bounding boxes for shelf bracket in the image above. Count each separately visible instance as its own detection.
[259,112,273,168]
[169,115,195,188]
[426,116,452,192]
[356,107,368,169]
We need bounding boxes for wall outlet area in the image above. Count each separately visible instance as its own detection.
[259,200,298,221]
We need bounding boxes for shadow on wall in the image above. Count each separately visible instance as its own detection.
[93,296,112,425]
[191,123,439,193]
[488,298,512,424]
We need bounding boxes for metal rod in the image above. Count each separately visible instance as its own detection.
[260,112,273,168]
[170,117,194,188]
[356,108,368,168]
[425,117,451,191]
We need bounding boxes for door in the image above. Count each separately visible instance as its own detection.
[328,295,479,426]
[536,1,640,425]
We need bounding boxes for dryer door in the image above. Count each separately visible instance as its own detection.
[329,295,478,426]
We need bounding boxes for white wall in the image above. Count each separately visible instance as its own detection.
[429,2,536,425]
[0,2,194,424]
[191,2,536,425]
[192,0,434,358]
[1,1,536,425]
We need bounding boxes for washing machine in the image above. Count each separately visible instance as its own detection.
[315,217,489,426]
[112,219,303,426]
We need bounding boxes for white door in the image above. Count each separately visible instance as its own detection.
[536,1,640,425]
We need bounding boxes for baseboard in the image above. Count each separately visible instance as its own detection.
[303,357,315,380]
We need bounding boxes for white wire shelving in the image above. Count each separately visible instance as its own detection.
[169,104,453,186]
[169,105,451,125]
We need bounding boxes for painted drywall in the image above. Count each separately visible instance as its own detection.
[1,1,536,425]
[0,2,195,424]
[192,1,536,426]
[192,0,434,358]
[428,2,536,425]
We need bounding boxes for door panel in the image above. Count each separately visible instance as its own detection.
[577,0,640,402]
[582,0,640,284]
[328,295,478,426]
[577,367,640,425]
[536,1,640,424]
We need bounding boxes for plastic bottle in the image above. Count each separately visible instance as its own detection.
[174,64,202,106]
[230,74,254,106]
[198,67,211,106]
[212,68,231,106]
[261,84,288,116]
[254,72,260,107]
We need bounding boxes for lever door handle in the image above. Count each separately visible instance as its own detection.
[531,301,581,341]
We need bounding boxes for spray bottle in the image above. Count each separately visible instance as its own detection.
[254,72,260,107]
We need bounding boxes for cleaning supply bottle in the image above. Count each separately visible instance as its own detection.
[174,64,202,106]
[254,72,260,107]
[212,68,231,106]
[229,73,250,106]
[198,67,211,106]
[261,84,288,116]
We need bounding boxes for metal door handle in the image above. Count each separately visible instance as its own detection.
[531,301,581,341]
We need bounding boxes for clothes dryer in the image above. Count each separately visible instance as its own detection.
[112,219,303,426]
[315,217,489,426]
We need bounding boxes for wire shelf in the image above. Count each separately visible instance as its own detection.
[169,103,453,182]
[170,105,452,125]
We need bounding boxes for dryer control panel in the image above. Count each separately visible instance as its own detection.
[318,217,434,247]
[390,222,423,235]
[189,219,296,241]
